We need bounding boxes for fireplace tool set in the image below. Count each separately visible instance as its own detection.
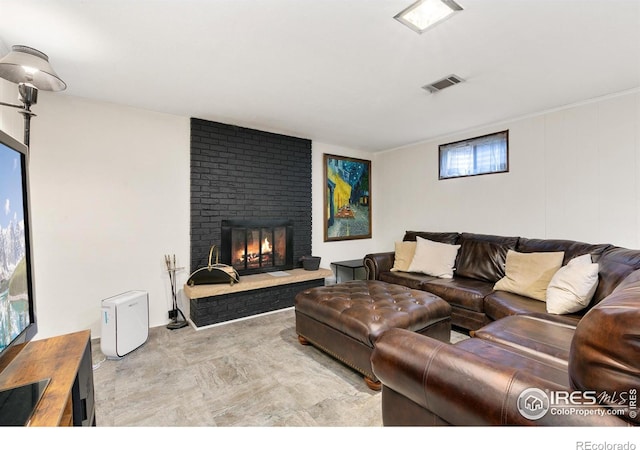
[165,254,188,330]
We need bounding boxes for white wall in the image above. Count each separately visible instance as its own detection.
[374,90,640,251]
[27,93,191,339]
[0,78,23,141]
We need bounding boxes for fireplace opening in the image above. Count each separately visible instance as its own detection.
[221,219,294,275]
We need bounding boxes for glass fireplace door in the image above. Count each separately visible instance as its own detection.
[229,225,289,272]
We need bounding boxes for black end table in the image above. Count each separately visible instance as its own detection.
[331,259,365,283]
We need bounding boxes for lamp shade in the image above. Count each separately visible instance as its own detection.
[0,45,66,91]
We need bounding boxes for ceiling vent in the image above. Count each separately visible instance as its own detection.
[422,74,464,93]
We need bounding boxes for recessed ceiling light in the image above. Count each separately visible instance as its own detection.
[394,0,464,34]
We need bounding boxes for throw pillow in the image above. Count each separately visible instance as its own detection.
[546,254,599,314]
[390,241,417,272]
[493,250,564,301]
[406,236,461,279]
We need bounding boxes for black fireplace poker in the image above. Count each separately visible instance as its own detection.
[165,254,188,330]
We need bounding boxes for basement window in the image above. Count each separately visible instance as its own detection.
[439,130,509,180]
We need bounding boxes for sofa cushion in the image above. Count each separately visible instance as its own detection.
[421,277,495,313]
[472,315,575,365]
[592,246,640,304]
[390,241,416,272]
[407,237,460,279]
[546,254,598,315]
[484,290,583,326]
[455,233,519,282]
[379,270,437,291]
[493,250,564,301]
[403,231,460,245]
[454,338,571,387]
[516,237,609,265]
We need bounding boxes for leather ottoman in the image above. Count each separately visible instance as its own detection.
[294,280,451,390]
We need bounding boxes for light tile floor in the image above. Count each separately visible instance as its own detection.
[91,308,468,427]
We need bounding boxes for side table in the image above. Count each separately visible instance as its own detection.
[331,259,365,283]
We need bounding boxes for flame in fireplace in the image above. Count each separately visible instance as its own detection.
[234,237,273,265]
[262,237,272,253]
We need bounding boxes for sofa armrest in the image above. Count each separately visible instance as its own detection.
[363,252,395,280]
[371,328,629,426]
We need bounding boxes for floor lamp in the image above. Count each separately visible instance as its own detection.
[0,45,66,147]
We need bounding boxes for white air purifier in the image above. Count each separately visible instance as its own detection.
[101,290,149,360]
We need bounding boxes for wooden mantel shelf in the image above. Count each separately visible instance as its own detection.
[184,268,332,299]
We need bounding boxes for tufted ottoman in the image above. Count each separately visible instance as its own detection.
[294,280,451,390]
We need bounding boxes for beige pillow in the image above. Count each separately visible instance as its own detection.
[406,236,460,279]
[546,254,599,314]
[390,241,417,272]
[493,250,564,301]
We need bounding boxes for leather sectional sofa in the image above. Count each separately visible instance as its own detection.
[363,231,640,426]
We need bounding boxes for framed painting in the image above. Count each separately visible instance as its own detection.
[323,154,371,242]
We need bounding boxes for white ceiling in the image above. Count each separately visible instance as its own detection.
[1,0,639,152]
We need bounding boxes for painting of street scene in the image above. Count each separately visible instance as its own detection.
[324,154,371,241]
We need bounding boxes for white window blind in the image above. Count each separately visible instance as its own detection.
[439,130,509,179]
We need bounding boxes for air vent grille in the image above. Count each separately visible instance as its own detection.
[422,74,464,93]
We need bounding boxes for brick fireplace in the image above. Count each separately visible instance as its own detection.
[189,118,317,325]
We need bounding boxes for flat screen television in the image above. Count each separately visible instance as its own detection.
[0,128,37,373]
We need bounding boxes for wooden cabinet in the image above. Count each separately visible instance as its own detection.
[0,330,95,426]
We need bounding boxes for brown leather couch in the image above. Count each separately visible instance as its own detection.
[365,231,640,426]
[364,231,637,331]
